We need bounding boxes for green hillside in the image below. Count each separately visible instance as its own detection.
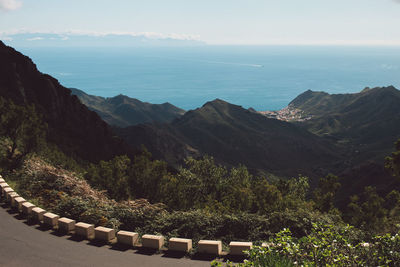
[116,99,342,178]
[291,87,400,164]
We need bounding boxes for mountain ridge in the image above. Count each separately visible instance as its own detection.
[116,98,342,178]
[70,88,185,127]
[289,86,400,164]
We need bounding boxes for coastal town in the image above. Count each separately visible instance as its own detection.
[258,105,313,122]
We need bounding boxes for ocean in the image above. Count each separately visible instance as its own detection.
[16,45,400,111]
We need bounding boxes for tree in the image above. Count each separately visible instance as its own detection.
[313,174,341,213]
[346,186,387,230]
[221,165,254,212]
[385,190,400,211]
[127,148,169,202]
[0,97,47,168]
[276,175,310,210]
[252,179,282,213]
[385,139,400,178]
[85,155,130,201]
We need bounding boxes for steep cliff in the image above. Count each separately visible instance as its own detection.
[0,41,131,162]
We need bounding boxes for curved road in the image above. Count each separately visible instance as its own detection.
[0,203,210,267]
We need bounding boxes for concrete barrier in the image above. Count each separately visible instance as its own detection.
[0,182,8,188]
[21,202,36,215]
[229,241,252,255]
[32,207,46,222]
[95,226,116,242]
[0,182,7,196]
[168,237,192,252]
[197,240,222,255]
[7,192,19,205]
[141,234,165,250]
[43,212,59,228]
[3,187,13,199]
[58,217,76,233]
[117,231,138,247]
[0,173,262,259]
[75,222,95,239]
[0,183,10,197]
[13,196,27,211]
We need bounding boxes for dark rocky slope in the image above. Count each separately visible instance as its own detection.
[0,41,131,162]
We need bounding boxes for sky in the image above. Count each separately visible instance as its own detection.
[1,0,400,45]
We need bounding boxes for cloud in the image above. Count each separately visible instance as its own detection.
[27,37,44,41]
[0,0,22,11]
[393,0,400,3]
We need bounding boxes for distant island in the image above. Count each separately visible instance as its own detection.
[1,32,206,47]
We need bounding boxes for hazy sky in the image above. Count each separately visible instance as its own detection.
[1,0,400,45]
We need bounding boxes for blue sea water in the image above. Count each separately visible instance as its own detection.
[16,46,400,111]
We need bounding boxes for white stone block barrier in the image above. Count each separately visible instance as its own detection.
[197,240,222,255]
[168,237,192,253]
[22,202,36,215]
[141,234,165,250]
[13,197,27,211]
[32,207,46,222]
[0,182,7,197]
[229,241,252,256]
[75,222,95,239]
[43,212,60,228]
[0,174,262,259]
[117,231,139,247]
[95,226,116,242]
[7,192,19,205]
[58,217,76,233]
[3,187,13,200]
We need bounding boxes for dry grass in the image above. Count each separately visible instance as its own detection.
[21,155,166,212]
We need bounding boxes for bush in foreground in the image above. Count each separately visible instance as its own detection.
[213,223,400,266]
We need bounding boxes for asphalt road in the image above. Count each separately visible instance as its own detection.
[0,202,211,267]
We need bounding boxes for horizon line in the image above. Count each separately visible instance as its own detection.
[1,30,400,47]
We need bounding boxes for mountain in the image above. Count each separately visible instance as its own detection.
[1,33,206,47]
[70,88,185,127]
[115,99,342,178]
[290,86,400,164]
[0,41,132,162]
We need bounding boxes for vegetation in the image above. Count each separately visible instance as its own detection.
[386,139,400,178]
[0,97,47,169]
[213,224,400,266]
[85,153,315,214]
